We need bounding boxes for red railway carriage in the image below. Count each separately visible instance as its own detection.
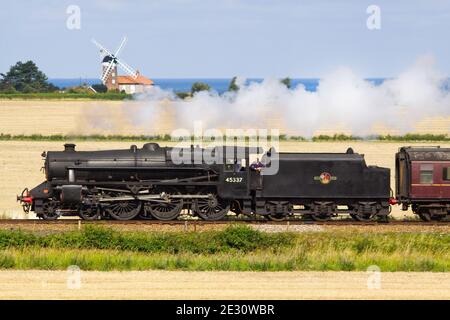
[396,146,450,221]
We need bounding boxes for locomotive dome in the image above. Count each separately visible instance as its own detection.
[143,143,160,151]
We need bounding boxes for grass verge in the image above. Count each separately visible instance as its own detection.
[0,226,448,271]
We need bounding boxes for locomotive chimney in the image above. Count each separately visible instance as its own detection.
[64,143,76,152]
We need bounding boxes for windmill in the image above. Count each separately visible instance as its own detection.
[92,37,139,89]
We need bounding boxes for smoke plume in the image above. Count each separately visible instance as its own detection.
[83,55,450,137]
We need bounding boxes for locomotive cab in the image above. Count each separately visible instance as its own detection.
[217,146,263,200]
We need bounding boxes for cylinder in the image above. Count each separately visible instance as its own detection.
[61,185,82,204]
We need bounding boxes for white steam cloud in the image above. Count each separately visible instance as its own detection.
[84,55,450,137]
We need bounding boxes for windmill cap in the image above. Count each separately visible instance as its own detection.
[102,55,114,63]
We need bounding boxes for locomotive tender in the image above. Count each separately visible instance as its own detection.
[18,142,396,221]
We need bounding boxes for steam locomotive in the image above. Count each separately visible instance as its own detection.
[17,143,450,221]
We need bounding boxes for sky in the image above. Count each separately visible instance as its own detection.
[0,0,449,78]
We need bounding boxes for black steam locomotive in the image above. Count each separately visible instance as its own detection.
[17,143,392,221]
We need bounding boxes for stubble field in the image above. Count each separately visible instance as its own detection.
[1,100,450,136]
[1,270,449,300]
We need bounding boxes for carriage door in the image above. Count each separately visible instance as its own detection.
[396,152,409,199]
[218,157,249,198]
[442,164,450,199]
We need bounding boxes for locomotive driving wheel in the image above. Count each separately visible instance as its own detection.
[193,193,230,221]
[104,200,141,221]
[145,188,184,221]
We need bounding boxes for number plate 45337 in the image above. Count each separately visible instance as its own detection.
[225,177,243,183]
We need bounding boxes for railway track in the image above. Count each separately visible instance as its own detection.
[0,218,448,226]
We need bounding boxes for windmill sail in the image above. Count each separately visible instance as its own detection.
[117,59,138,79]
[92,37,140,85]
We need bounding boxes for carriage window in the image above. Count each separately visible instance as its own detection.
[444,167,450,181]
[420,164,433,184]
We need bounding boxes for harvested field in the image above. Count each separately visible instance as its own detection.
[0,100,176,136]
[0,270,448,299]
[1,100,450,136]
[2,140,450,218]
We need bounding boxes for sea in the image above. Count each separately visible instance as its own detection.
[48,78,387,93]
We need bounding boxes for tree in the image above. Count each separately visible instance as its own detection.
[280,77,292,89]
[22,84,36,93]
[176,92,191,100]
[0,82,17,94]
[228,76,239,92]
[0,60,59,93]
[67,86,91,94]
[191,82,211,94]
[92,84,108,93]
